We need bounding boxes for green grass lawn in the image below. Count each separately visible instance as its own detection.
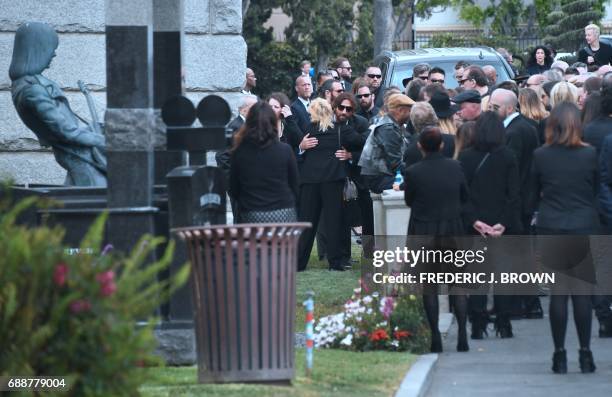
[140,349,415,397]
[294,244,362,327]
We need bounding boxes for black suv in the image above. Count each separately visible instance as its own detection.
[374,47,515,89]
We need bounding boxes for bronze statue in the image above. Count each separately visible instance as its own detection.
[9,22,107,186]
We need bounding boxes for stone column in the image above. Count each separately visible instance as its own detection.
[105,0,157,251]
[153,0,186,184]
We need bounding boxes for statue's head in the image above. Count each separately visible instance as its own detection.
[9,22,59,81]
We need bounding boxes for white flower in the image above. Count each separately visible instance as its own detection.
[340,334,353,346]
[363,296,373,304]
[391,340,399,347]
[372,292,379,298]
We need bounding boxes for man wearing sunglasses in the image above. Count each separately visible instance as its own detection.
[333,56,353,92]
[355,84,379,123]
[333,93,373,263]
[428,66,446,86]
[364,65,385,108]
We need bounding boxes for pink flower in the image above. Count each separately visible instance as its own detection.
[100,281,117,297]
[53,263,69,287]
[381,297,395,319]
[70,299,91,313]
[96,271,115,284]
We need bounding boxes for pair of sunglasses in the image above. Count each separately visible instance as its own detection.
[367,74,382,79]
[356,93,371,99]
[337,105,354,112]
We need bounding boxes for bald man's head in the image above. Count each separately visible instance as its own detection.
[489,88,517,119]
[526,74,544,89]
[482,65,497,85]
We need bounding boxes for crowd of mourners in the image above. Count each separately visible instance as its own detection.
[222,23,612,373]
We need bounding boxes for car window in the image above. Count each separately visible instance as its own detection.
[390,60,511,89]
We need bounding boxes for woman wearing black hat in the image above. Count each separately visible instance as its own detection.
[430,91,459,135]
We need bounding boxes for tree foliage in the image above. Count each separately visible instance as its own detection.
[282,0,355,72]
[544,0,605,52]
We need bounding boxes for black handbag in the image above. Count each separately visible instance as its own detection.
[338,124,358,201]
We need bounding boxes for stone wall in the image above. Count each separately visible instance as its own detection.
[0,0,246,184]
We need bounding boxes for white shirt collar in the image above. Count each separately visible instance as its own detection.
[503,112,520,128]
[298,97,310,108]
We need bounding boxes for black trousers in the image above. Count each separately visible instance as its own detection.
[297,181,345,271]
[357,187,374,257]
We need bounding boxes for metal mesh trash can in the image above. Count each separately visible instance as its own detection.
[174,223,310,383]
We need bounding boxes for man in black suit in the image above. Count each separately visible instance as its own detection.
[290,75,313,133]
[332,56,353,93]
[488,88,541,318]
[333,93,373,260]
[364,65,385,109]
[355,84,379,123]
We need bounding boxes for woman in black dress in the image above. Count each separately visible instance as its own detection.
[229,102,299,223]
[458,112,521,339]
[404,126,470,352]
[530,102,599,374]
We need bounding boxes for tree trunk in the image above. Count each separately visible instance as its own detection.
[374,0,394,57]
[242,0,251,19]
[317,53,329,75]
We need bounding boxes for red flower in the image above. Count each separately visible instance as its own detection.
[394,330,412,339]
[53,263,69,287]
[70,299,92,313]
[96,271,115,284]
[100,281,117,297]
[369,329,389,342]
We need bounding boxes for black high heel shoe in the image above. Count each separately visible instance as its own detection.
[471,316,488,340]
[552,349,567,374]
[579,349,596,373]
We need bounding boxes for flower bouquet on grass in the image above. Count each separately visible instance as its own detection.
[314,282,429,353]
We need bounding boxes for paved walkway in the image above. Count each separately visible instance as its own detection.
[428,298,612,397]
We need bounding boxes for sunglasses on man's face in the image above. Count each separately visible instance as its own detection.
[430,79,445,84]
[367,74,382,79]
[356,93,371,99]
[458,78,471,85]
[418,76,429,80]
[337,105,354,112]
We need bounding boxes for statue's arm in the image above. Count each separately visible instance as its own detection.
[23,85,105,148]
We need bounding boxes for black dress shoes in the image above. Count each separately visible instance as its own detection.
[552,349,567,374]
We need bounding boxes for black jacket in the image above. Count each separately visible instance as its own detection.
[215,115,245,179]
[529,145,600,232]
[339,114,371,189]
[359,114,409,177]
[230,140,299,212]
[577,42,612,67]
[279,115,304,152]
[404,152,468,223]
[357,105,380,124]
[505,114,539,217]
[404,133,456,168]
[526,63,550,76]
[290,98,311,133]
[459,147,521,233]
[583,116,612,156]
[298,122,359,184]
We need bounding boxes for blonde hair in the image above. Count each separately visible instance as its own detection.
[410,102,439,134]
[550,82,578,108]
[585,23,600,37]
[439,117,457,135]
[308,98,334,131]
[519,88,549,121]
